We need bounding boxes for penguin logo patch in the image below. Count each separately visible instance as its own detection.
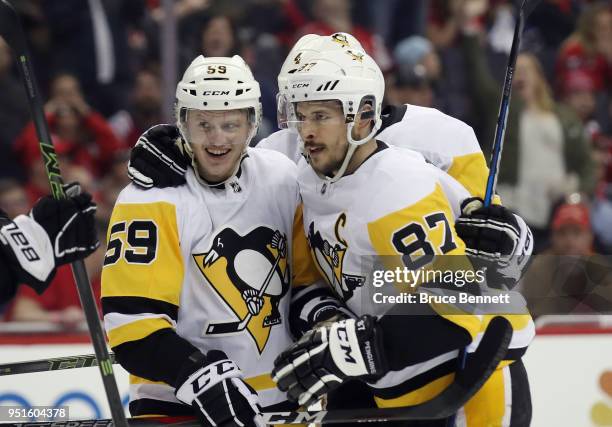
[193,226,290,353]
[307,214,365,301]
[331,33,350,48]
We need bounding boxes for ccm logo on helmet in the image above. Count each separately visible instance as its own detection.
[291,83,309,88]
[203,90,230,96]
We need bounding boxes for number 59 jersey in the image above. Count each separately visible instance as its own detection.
[101,148,318,413]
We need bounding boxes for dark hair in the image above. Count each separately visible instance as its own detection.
[199,14,240,56]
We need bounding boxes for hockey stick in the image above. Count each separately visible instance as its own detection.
[206,250,282,335]
[484,0,540,207]
[4,317,511,425]
[0,2,128,427]
[0,353,117,376]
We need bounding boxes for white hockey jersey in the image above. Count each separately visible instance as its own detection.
[297,143,534,405]
[258,104,492,199]
[102,148,319,414]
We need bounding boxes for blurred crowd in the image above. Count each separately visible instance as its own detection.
[0,0,610,324]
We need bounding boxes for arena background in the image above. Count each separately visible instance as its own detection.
[0,0,611,425]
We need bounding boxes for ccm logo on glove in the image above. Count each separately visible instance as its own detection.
[187,359,239,395]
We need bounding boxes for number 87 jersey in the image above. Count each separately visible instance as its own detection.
[298,143,534,412]
[299,143,471,310]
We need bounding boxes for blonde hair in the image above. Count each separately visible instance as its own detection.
[564,2,611,56]
[519,53,555,112]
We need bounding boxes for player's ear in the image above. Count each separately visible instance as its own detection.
[354,103,374,138]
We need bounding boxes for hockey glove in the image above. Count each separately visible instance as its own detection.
[289,281,355,339]
[0,209,56,297]
[455,197,533,289]
[175,350,264,427]
[29,183,99,267]
[272,315,387,407]
[128,124,189,188]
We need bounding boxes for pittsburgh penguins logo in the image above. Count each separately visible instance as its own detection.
[307,214,365,301]
[193,226,290,353]
[331,33,350,48]
[293,52,303,65]
[346,49,364,62]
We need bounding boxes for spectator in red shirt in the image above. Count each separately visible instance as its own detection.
[556,2,612,93]
[13,73,122,179]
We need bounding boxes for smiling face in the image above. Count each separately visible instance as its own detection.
[294,100,348,177]
[185,109,251,183]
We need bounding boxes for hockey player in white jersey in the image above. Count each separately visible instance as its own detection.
[101,55,322,426]
[122,33,534,424]
[265,33,533,290]
[127,32,533,290]
[270,47,534,426]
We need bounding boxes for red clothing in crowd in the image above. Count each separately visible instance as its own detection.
[281,0,392,72]
[556,40,611,93]
[13,111,121,177]
[6,265,102,319]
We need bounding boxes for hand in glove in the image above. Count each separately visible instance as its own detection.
[272,315,387,407]
[175,350,263,427]
[455,197,533,289]
[128,124,190,188]
[30,182,99,266]
[0,183,99,297]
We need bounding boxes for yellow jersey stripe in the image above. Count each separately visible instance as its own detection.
[108,317,172,347]
[374,373,455,407]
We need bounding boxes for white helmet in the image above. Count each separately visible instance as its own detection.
[276,33,364,129]
[285,47,384,182]
[176,54,262,144]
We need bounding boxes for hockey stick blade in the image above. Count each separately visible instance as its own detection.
[6,318,512,425]
[0,353,117,376]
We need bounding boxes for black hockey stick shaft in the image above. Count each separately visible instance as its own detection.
[0,2,128,427]
[6,318,511,425]
[0,353,117,376]
[484,0,540,207]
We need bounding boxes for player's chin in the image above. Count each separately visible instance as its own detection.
[197,148,240,178]
[311,155,341,177]
[309,151,329,169]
